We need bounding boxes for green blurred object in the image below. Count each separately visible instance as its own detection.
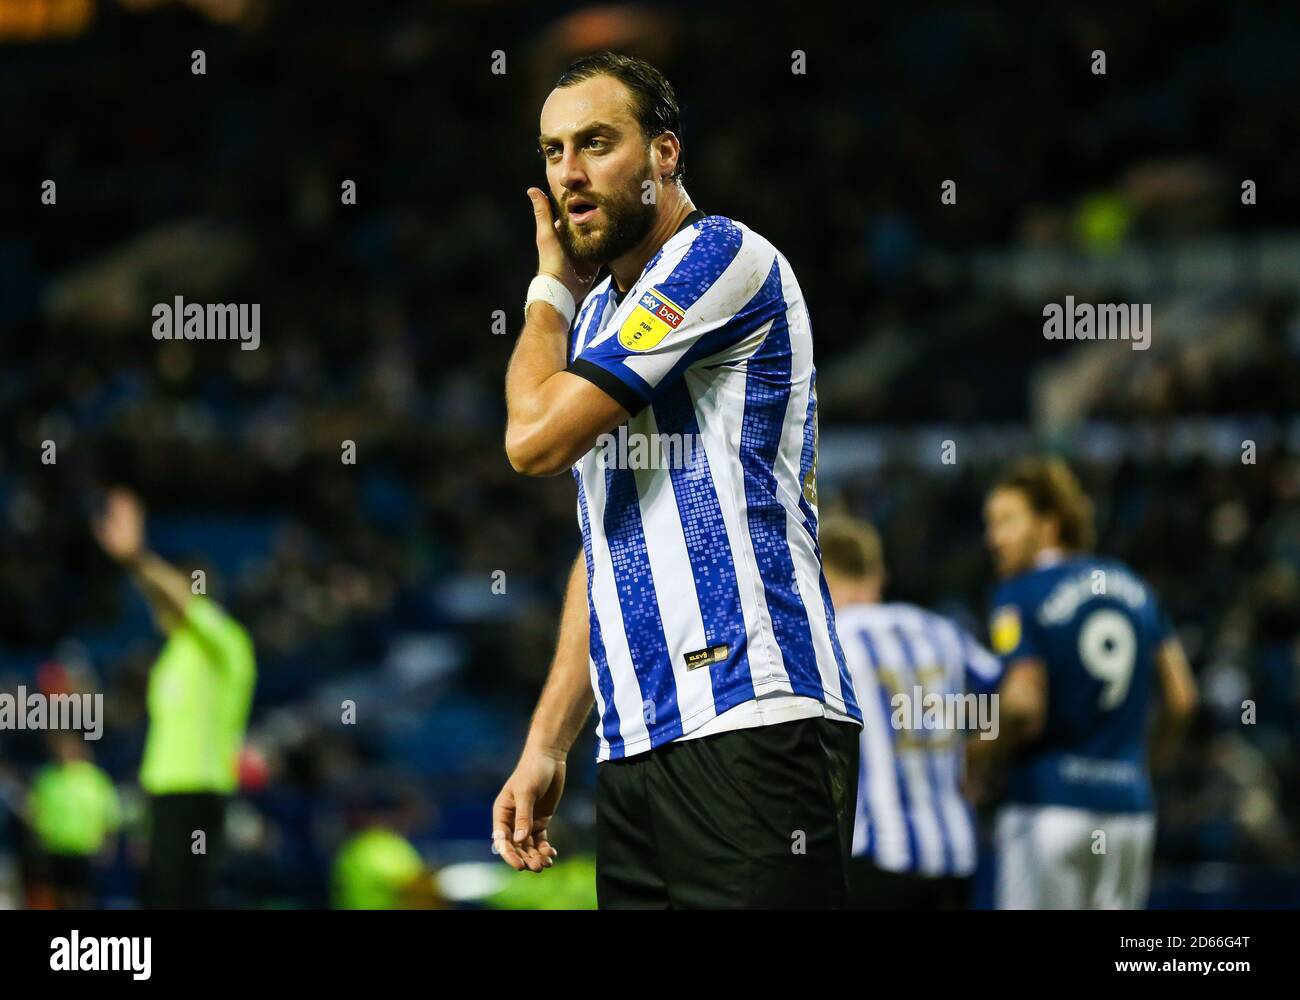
[27,760,120,856]
[332,827,427,909]
[485,854,598,909]
[1073,191,1133,252]
[1071,191,1133,253]
[139,597,257,796]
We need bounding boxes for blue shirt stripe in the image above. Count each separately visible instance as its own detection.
[738,259,823,700]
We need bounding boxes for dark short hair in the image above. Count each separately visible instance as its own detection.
[556,52,685,180]
[995,457,1096,552]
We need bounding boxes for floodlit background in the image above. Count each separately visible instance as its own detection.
[1,0,1298,907]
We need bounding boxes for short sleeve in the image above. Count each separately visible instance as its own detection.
[184,596,255,679]
[988,587,1043,664]
[567,219,773,413]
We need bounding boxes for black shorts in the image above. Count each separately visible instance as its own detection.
[847,857,971,910]
[145,792,227,910]
[595,715,859,909]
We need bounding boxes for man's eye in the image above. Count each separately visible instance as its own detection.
[586,138,606,150]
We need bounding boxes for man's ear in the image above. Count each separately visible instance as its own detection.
[652,132,680,179]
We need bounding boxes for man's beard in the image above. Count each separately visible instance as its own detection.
[558,173,657,264]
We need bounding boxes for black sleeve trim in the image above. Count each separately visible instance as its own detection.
[567,358,647,415]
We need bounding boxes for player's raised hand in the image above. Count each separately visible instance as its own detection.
[92,487,145,563]
[492,747,565,872]
[527,187,599,305]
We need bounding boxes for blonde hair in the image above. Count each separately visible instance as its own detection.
[818,515,885,579]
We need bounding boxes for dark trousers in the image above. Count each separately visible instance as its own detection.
[145,792,226,909]
[847,857,971,909]
[595,716,859,909]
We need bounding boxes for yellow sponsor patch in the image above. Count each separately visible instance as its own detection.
[990,606,1021,655]
[618,288,685,352]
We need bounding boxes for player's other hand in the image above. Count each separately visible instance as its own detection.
[492,747,565,872]
[528,187,599,305]
[92,487,145,564]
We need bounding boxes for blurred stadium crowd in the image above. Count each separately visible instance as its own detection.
[1,0,1298,906]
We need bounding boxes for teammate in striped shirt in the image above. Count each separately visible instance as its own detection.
[494,52,861,908]
[820,515,1001,909]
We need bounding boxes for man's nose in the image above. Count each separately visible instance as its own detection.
[557,149,588,192]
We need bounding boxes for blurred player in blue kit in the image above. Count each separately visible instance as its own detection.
[976,458,1199,909]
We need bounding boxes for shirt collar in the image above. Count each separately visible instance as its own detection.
[675,208,706,233]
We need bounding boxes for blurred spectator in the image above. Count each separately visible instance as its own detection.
[22,732,120,909]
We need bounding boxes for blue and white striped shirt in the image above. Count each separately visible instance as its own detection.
[837,601,1002,877]
[566,213,861,761]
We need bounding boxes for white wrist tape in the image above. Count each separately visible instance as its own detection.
[524,274,576,326]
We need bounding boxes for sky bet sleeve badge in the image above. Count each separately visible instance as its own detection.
[990,605,1022,655]
[618,288,685,351]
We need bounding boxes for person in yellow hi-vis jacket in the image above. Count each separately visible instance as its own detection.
[332,827,437,910]
[92,487,256,909]
[25,732,120,909]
